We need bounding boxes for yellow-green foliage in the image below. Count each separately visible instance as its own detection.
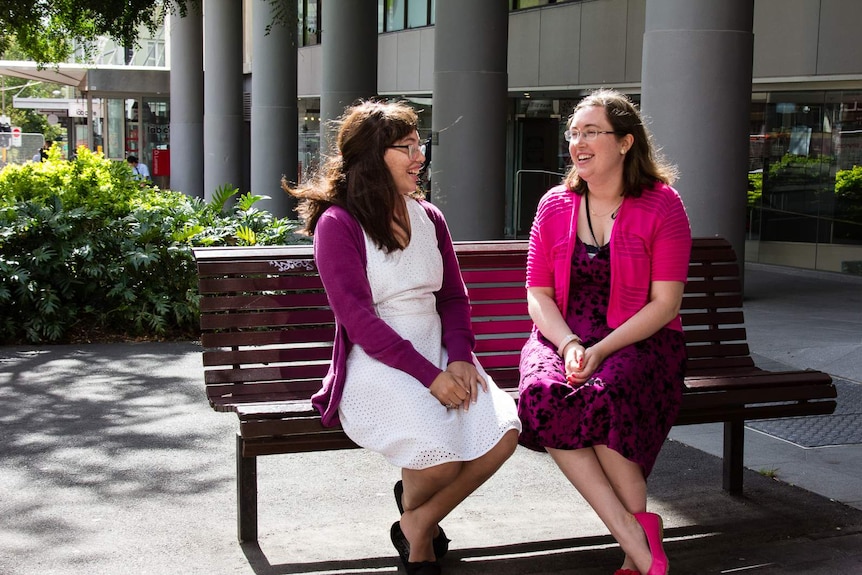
[835,165,862,200]
[0,146,141,217]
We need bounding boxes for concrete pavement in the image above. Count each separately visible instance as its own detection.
[1,262,861,574]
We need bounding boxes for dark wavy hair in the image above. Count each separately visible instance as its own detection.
[563,89,677,197]
[283,99,423,252]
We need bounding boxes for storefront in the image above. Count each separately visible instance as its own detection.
[3,62,170,188]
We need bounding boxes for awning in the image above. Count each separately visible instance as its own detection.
[0,61,170,94]
[0,61,89,89]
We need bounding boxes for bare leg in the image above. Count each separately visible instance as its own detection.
[594,445,648,571]
[547,445,652,574]
[399,429,519,562]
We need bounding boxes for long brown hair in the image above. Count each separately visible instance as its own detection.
[283,99,424,252]
[563,89,677,197]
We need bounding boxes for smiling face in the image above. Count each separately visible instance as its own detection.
[568,105,633,189]
[384,131,426,195]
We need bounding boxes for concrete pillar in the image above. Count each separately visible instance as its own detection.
[203,0,244,201]
[641,0,754,262]
[320,0,377,155]
[251,0,298,217]
[168,2,204,198]
[432,0,508,240]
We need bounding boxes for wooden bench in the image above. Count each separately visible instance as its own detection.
[192,237,836,543]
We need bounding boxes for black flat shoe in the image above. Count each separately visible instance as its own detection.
[394,480,451,558]
[391,521,443,574]
[390,521,411,567]
[406,560,442,575]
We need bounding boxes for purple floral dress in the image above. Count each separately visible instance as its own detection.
[517,239,686,477]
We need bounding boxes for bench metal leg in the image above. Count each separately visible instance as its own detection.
[237,433,258,543]
[723,420,744,495]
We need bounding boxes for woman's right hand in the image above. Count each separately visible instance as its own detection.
[429,371,471,410]
[562,342,586,380]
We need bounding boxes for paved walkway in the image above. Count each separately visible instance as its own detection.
[1,263,861,574]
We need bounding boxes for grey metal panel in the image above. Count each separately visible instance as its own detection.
[297,45,322,98]
[817,0,862,75]
[579,0,628,85]
[378,34,398,92]
[86,68,170,94]
[625,0,646,84]
[538,3,580,87]
[418,28,435,92]
[753,0,818,77]
[396,29,422,92]
[507,9,541,88]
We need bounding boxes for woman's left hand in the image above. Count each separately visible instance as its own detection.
[446,360,486,410]
[565,345,608,385]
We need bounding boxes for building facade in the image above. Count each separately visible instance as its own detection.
[12,0,860,275]
[224,0,859,274]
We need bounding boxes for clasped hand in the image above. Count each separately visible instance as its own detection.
[429,360,487,411]
[564,343,606,385]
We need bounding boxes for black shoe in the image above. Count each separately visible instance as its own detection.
[391,522,442,575]
[394,480,451,558]
[406,561,442,575]
[390,521,411,567]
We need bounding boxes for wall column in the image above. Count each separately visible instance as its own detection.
[641,0,754,261]
[203,0,244,200]
[251,0,298,217]
[432,0,508,240]
[320,0,377,155]
[168,2,203,198]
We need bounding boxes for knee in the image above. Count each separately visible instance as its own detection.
[498,429,520,459]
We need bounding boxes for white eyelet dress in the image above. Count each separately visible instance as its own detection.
[337,199,521,470]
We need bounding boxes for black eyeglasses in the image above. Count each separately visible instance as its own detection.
[564,128,619,142]
[389,143,426,160]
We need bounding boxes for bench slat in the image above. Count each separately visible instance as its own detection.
[199,292,329,312]
[201,327,335,349]
[200,309,334,330]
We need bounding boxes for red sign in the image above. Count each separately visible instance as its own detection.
[152,149,170,176]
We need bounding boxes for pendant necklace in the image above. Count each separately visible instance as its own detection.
[584,193,622,251]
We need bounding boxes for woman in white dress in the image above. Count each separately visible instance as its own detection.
[286,100,521,575]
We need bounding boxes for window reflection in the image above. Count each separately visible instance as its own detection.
[748,91,862,269]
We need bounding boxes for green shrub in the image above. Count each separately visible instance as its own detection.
[767,153,834,186]
[0,149,307,344]
[835,165,862,201]
[748,171,762,207]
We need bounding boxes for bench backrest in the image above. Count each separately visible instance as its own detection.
[193,237,751,412]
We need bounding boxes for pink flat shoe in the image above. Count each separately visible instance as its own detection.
[633,512,669,575]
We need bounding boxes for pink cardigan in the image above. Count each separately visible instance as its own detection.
[526,182,692,331]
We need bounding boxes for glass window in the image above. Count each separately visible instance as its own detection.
[513,0,551,9]
[386,0,405,31]
[748,90,862,268]
[106,99,125,159]
[298,0,320,46]
[306,0,319,45]
[298,0,305,45]
[407,0,428,28]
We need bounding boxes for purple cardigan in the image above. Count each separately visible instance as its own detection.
[311,200,475,427]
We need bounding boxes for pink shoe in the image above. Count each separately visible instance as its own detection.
[633,512,669,575]
[613,570,640,575]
